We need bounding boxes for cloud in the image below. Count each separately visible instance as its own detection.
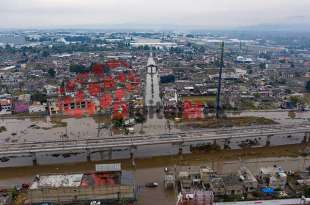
[0,0,310,28]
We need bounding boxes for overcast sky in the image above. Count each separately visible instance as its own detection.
[1,0,310,29]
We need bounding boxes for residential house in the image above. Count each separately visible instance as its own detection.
[209,177,226,196]
[259,166,287,190]
[0,99,12,115]
[222,174,244,196]
[238,167,258,193]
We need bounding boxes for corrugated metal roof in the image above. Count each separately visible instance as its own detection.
[95,163,121,172]
[30,174,83,189]
[121,171,135,185]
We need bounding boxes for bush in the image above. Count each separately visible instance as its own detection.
[304,187,310,197]
[112,119,124,128]
[69,64,90,73]
[0,126,7,133]
[306,80,310,92]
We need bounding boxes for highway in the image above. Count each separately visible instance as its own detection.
[0,124,309,157]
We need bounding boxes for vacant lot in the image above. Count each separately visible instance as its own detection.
[178,116,277,129]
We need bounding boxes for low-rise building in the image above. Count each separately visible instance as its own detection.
[238,167,258,193]
[259,166,287,190]
[25,163,136,205]
[29,102,47,113]
[0,99,12,115]
[44,85,58,97]
[13,101,29,113]
[209,177,226,196]
[222,174,244,196]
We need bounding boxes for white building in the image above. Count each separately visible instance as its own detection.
[0,99,12,115]
[236,56,253,64]
[44,85,58,96]
[29,103,47,113]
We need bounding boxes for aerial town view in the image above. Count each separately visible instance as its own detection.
[1,0,310,205]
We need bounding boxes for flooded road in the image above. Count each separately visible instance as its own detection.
[0,110,309,144]
[0,144,310,205]
[0,111,309,204]
[233,110,310,125]
[0,110,309,167]
[0,116,114,144]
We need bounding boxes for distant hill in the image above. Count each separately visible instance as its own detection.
[240,16,310,32]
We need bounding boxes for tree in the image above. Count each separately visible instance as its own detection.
[253,93,261,98]
[48,68,56,78]
[135,112,146,123]
[69,64,89,73]
[41,50,50,57]
[31,92,47,103]
[304,187,310,197]
[259,63,266,70]
[290,96,303,107]
[288,111,296,119]
[143,45,150,50]
[306,80,310,92]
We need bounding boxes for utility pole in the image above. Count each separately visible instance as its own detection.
[216,41,224,119]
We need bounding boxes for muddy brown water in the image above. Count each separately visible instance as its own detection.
[0,144,310,205]
[0,110,309,144]
[0,112,310,205]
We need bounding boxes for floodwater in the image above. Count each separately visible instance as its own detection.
[0,151,310,205]
[0,110,309,143]
[0,111,309,167]
[230,110,310,125]
[0,127,306,168]
[0,111,309,204]
[0,116,114,144]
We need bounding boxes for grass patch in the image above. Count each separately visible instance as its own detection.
[0,126,7,133]
[240,100,257,110]
[304,93,310,105]
[178,116,277,129]
[49,118,68,129]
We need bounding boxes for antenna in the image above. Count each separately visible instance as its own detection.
[216,41,224,119]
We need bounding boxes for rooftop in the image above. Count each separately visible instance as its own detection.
[30,174,83,189]
[260,166,285,175]
[222,174,243,187]
[95,163,121,172]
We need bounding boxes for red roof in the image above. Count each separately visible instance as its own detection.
[80,172,120,187]
[106,60,129,69]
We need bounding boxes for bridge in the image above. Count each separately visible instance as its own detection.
[0,124,310,165]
